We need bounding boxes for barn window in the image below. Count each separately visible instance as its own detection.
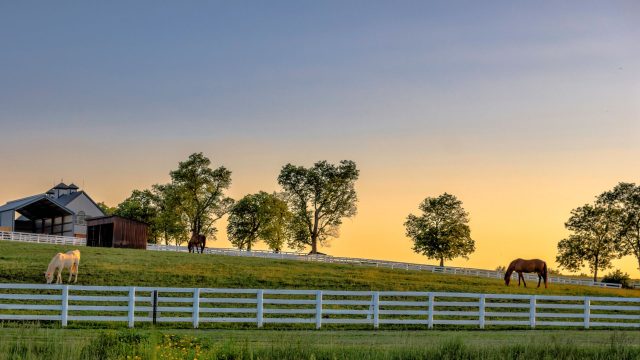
[76,211,86,225]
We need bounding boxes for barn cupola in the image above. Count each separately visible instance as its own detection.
[50,182,69,198]
[67,183,79,194]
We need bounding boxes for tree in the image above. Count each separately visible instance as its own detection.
[227,192,293,251]
[96,202,116,216]
[556,203,622,281]
[151,184,188,246]
[405,193,475,267]
[278,160,359,254]
[597,182,640,271]
[260,193,294,252]
[170,152,234,240]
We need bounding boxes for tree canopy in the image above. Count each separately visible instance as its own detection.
[405,193,475,267]
[170,152,234,239]
[277,160,359,254]
[227,192,293,252]
[597,182,640,271]
[556,203,622,281]
[113,152,232,245]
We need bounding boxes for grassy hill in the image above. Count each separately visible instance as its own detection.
[0,241,638,297]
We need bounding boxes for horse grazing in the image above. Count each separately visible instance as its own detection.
[504,258,547,288]
[188,233,206,254]
[45,250,81,284]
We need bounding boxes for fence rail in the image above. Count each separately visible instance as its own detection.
[0,231,627,289]
[0,284,638,329]
[0,231,86,246]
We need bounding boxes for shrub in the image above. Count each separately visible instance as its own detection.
[601,270,632,289]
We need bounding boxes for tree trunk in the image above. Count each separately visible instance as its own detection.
[310,211,319,254]
[247,241,252,251]
[311,234,318,254]
[593,254,599,282]
[439,257,444,267]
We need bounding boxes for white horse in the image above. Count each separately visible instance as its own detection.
[45,250,81,284]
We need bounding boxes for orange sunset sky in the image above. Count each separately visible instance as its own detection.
[1,2,639,277]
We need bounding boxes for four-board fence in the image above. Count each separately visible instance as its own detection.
[0,284,638,329]
[0,231,85,246]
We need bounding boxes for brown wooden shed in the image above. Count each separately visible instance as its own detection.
[86,215,148,249]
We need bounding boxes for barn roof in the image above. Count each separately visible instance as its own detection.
[0,195,73,219]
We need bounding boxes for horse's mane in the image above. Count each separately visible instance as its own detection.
[47,253,64,273]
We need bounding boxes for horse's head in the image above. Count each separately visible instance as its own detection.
[504,271,511,286]
[44,271,53,284]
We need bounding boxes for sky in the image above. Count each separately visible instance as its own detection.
[1,1,639,278]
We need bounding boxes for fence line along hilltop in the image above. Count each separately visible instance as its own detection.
[0,230,629,289]
[0,283,638,329]
[147,244,625,289]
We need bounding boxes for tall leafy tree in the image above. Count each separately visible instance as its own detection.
[170,152,234,240]
[597,182,640,271]
[405,193,475,267]
[278,160,359,254]
[227,192,292,251]
[556,203,622,281]
[260,192,295,252]
[151,184,188,246]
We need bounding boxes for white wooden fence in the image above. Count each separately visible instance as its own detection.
[147,244,624,289]
[0,231,86,246]
[0,284,638,329]
[0,231,628,288]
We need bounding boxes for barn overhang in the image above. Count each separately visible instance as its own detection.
[0,195,73,223]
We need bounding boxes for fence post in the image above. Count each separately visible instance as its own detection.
[152,290,158,325]
[529,295,536,329]
[427,293,434,329]
[479,294,485,329]
[372,292,379,329]
[315,290,323,329]
[193,288,200,329]
[128,287,136,328]
[257,289,264,328]
[61,286,69,327]
[584,297,590,329]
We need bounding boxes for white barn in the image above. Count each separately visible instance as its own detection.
[0,182,105,238]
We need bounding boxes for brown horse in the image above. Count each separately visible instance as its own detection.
[504,258,548,288]
[188,233,206,254]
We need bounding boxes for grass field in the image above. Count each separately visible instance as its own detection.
[0,327,639,360]
[1,241,640,359]
[0,241,638,297]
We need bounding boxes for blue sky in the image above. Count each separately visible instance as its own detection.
[2,1,637,141]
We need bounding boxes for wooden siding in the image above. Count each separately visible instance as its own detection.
[87,216,147,249]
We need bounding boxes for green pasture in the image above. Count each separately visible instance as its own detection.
[0,327,639,360]
[0,241,638,297]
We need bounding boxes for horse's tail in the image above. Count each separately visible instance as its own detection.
[542,261,548,287]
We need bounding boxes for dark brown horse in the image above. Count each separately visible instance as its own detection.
[188,233,206,254]
[504,258,548,288]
